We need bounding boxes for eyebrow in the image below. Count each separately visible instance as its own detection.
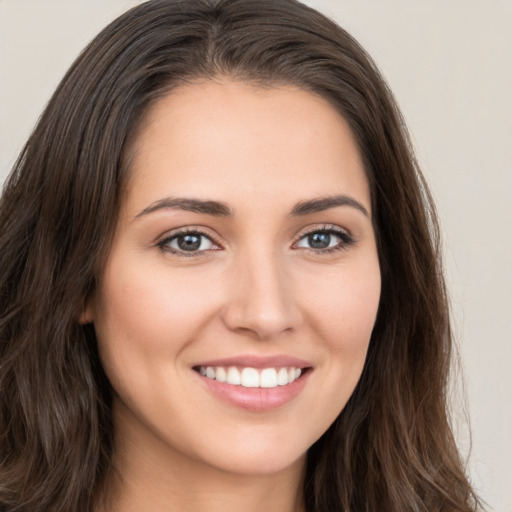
[289,195,369,217]
[133,194,369,220]
[134,197,233,220]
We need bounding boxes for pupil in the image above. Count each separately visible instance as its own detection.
[308,232,330,249]
[178,234,201,251]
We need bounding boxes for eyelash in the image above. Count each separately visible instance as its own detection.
[295,225,355,254]
[156,228,222,257]
[156,225,355,256]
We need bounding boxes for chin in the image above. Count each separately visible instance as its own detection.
[201,446,308,477]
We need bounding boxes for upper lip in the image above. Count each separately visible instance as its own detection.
[193,355,312,369]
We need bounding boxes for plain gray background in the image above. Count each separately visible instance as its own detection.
[1,1,511,510]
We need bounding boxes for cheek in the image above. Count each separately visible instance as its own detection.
[300,260,381,351]
[301,257,380,395]
[95,258,220,350]
[92,257,224,416]
[284,258,380,443]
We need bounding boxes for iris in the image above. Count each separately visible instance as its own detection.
[308,232,331,249]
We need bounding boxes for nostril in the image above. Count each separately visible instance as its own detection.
[220,300,302,340]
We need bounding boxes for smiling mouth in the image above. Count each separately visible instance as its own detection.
[193,365,310,389]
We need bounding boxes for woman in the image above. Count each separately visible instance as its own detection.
[0,0,482,510]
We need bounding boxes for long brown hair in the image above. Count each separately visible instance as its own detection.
[0,1,481,510]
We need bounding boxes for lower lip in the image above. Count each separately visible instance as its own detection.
[196,370,311,412]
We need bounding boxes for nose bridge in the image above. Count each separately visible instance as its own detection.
[222,242,301,339]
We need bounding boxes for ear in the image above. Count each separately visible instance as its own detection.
[79,296,95,325]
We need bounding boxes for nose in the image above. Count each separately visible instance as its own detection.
[221,248,302,340]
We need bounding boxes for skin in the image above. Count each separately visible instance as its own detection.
[86,80,381,512]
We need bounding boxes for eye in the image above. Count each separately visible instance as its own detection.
[295,227,353,252]
[158,230,218,254]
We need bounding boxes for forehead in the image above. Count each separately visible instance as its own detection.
[123,79,370,216]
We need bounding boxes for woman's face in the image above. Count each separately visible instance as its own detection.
[88,80,381,477]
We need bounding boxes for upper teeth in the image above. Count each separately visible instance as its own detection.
[198,366,302,388]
